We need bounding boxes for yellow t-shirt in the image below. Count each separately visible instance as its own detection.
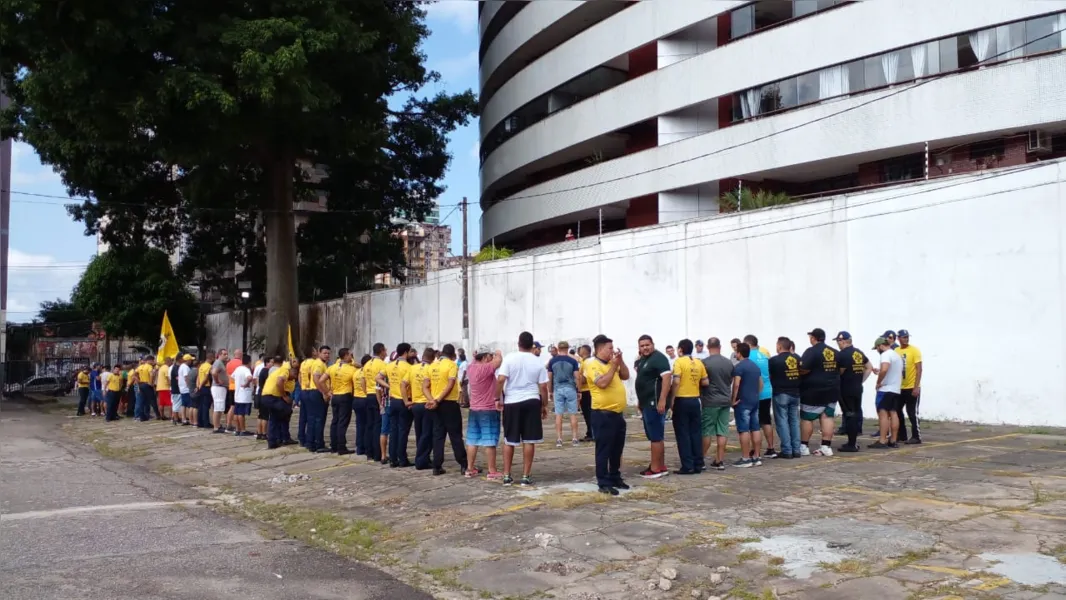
[77,372,90,388]
[407,363,429,403]
[895,345,923,390]
[262,363,290,396]
[577,357,590,392]
[328,361,356,395]
[156,364,171,389]
[107,372,123,392]
[299,359,314,389]
[386,360,411,400]
[353,367,366,396]
[583,358,626,413]
[197,362,212,388]
[428,357,460,401]
[672,356,707,398]
[136,364,155,388]
[364,357,386,395]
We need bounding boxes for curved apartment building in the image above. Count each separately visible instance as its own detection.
[478,0,1066,249]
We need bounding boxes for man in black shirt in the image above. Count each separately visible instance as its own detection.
[834,331,872,453]
[798,328,840,457]
[768,337,802,459]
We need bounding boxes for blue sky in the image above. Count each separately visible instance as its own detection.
[7,1,480,323]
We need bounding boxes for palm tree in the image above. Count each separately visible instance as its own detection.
[718,188,795,212]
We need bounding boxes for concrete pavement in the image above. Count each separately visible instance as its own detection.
[0,399,430,600]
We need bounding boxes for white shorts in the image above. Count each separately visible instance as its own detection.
[211,386,227,412]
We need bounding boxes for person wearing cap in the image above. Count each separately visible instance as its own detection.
[834,331,872,452]
[798,328,840,456]
[894,329,923,444]
[464,345,504,479]
[692,340,709,360]
[870,337,903,448]
[883,330,899,350]
[671,339,709,474]
[498,332,550,486]
[582,334,631,495]
[176,354,193,425]
[532,341,544,358]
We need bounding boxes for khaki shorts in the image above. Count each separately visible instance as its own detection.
[701,406,731,438]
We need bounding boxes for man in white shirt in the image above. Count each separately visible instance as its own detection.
[870,337,904,449]
[497,331,549,487]
[231,354,254,436]
[692,340,710,360]
[177,354,194,426]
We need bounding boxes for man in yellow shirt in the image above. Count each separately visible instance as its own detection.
[261,355,297,449]
[671,339,709,474]
[577,344,594,441]
[383,343,414,468]
[425,344,468,475]
[895,329,923,444]
[105,364,124,421]
[351,354,369,458]
[407,348,435,470]
[76,367,91,416]
[581,334,630,496]
[157,357,174,422]
[134,356,159,422]
[196,351,215,428]
[327,348,357,455]
[364,343,389,464]
[302,346,332,453]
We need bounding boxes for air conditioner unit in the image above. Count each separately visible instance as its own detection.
[1027,130,1051,154]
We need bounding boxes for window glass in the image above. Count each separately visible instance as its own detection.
[793,0,819,18]
[731,5,754,39]
[863,55,887,89]
[796,71,820,105]
[893,49,915,82]
[846,60,865,92]
[882,154,924,183]
[939,37,959,71]
[957,34,979,68]
[1025,14,1062,55]
[996,21,1026,60]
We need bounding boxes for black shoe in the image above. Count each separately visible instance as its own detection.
[777,453,793,459]
[381,459,391,465]
[315,448,330,454]
[181,422,191,426]
[268,444,280,450]
[226,427,236,432]
[837,444,860,453]
[460,465,467,476]
[432,468,447,476]
[887,442,900,448]
[282,440,297,446]
[598,486,619,496]
[711,461,726,471]
[614,481,630,490]
[213,428,226,434]
[905,438,922,445]
[337,449,354,455]
[398,462,414,468]
[764,448,778,458]
[673,469,697,475]
[415,464,431,471]
[869,441,889,449]
[390,462,399,468]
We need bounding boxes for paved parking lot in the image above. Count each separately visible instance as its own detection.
[60,405,1066,600]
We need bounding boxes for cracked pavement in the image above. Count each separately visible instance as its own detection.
[28,395,1066,599]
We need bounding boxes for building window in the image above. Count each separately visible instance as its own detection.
[881,153,924,183]
[1025,13,1066,55]
[969,139,1005,161]
[731,4,754,38]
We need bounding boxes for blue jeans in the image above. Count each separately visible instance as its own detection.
[303,390,327,451]
[773,393,801,456]
[671,397,703,472]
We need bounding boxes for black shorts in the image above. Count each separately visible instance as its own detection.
[502,399,544,446]
[839,393,862,415]
[580,390,591,407]
[879,391,902,413]
[758,399,772,426]
[225,389,235,411]
[258,401,271,421]
[801,388,840,408]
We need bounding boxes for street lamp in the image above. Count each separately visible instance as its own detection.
[238,281,252,353]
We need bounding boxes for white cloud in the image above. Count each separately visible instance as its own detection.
[433,49,479,85]
[9,141,63,188]
[425,0,479,33]
[470,140,480,161]
[6,249,86,322]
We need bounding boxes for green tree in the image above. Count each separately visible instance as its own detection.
[36,299,93,338]
[1,0,476,357]
[473,246,514,263]
[71,248,198,347]
[718,188,796,213]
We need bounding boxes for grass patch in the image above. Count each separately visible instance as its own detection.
[736,549,761,563]
[422,563,473,592]
[652,532,708,557]
[1019,426,1056,435]
[540,491,609,510]
[989,469,1031,477]
[727,581,779,600]
[818,558,871,576]
[155,463,177,475]
[748,519,793,529]
[152,436,178,445]
[230,499,389,560]
[713,536,760,549]
[889,548,935,568]
[765,566,784,577]
[92,440,148,460]
[767,556,785,566]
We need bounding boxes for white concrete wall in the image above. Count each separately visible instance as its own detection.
[208,161,1066,425]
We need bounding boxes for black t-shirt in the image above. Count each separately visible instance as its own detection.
[838,347,869,398]
[800,343,840,392]
[258,366,271,393]
[768,352,801,394]
[634,350,672,409]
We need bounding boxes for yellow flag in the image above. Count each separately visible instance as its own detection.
[157,311,180,363]
[287,325,297,362]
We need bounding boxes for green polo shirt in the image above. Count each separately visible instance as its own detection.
[634,350,671,409]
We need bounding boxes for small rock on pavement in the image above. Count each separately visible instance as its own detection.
[659,567,678,581]
[709,573,723,585]
[658,577,673,591]
[707,596,721,600]
[647,580,658,590]
[690,590,702,598]
[715,566,730,573]
[534,532,556,549]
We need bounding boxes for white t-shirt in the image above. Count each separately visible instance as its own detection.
[177,363,191,394]
[100,371,112,390]
[233,365,254,404]
[252,363,264,393]
[693,350,709,360]
[498,351,549,404]
[878,350,904,394]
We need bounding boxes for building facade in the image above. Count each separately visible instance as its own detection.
[478,0,1066,249]
[374,221,452,288]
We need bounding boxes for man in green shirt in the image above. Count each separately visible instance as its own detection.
[634,335,672,478]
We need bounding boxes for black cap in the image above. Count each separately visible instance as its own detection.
[807,328,826,341]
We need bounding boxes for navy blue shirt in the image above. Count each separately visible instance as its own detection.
[546,355,580,393]
[732,359,762,406]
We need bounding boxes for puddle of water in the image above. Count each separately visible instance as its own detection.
[516,482,637,498]
[744,535,850,579]
[980,552,1066,586]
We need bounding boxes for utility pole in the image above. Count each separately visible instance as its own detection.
[460,197,470,349]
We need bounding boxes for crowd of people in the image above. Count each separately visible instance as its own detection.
[72,328,923,495]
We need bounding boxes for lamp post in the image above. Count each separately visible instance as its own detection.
[238,280,252,353]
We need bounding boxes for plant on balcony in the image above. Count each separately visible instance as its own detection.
[473,246,514,263]
[718,188,795,212]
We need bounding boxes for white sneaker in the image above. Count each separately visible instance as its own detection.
[815,445,834,456]
[555,439,563,448]
[799,445,811,457]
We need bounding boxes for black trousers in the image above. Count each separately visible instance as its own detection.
[329,393,353,452]
[839,393,863,441]
[352,395,368,455]
[896,389,921,441]
[364,397,382,460]
[263,395,292,448]
[592,410,626,487]
[432,401,468,470]
[77,387,90,415]
[579,390,593,439]
[412,404,433,468]
[388,399,412,465]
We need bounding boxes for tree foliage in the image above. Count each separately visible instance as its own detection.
[36,299,93,338]
[1,0,477,357]
[473,246,515,263]
[719,188,796,212]
[71,248,198,346]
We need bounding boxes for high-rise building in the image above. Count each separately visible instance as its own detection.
[374,221,452,287]
[478,0,1066,250]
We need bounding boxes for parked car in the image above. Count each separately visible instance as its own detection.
[18,375,68,396]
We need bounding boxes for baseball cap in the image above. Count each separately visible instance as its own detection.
[807,328,826,340]
[873,336,889,349]
[532,341,543,349]
[474,345,493,358]
[182,353,195,361]
[897,329,910,337]
[835,331,852,341]
[882,329,897,338]
[695,339,705,346]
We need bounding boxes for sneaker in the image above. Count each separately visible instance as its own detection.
[905,438,922,445]
[486,471,504,481]
[571,439,580,447]
[673,469,697,475]
[799,445,811,457]
[753,456,763,466]
[213,428,226,434]
[432,468,447,476]
[711,461,726,471]
[837,444,860,453]
[598,485,619,496]
[732,458,753,468]
[815,445,834,457]
[869,441,889,449]
[764,448,778,458]
[226,427,236,432]
[870,432,881,438]
[502,475,514,486]
[887,442,900,448]
[520,476,534,487]
[464,468,480,479]
[614,481,631,490]
[639,468,660,479]
[556,439,563,448]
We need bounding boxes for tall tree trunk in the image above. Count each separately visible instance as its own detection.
[264,154,299,360]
